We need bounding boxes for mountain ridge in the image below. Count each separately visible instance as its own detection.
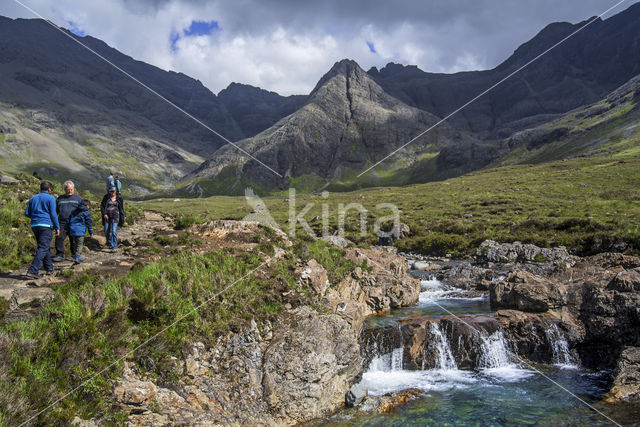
[184,58,471,195]
[368,3,640,136]
[2,3,640,196]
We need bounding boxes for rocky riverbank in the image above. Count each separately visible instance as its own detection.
[406,240,640,403]
[98,225,420,425]
[80,235,640,425]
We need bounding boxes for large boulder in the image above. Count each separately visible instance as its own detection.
[489,271,566,312]
[345,247,420,309]
[262,306,362,423]
[605,347,640,402]
[0,176,19,185]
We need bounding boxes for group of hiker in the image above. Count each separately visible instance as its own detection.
[23,172,125,279]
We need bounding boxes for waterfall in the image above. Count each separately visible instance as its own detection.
[545,324,576,368]
[391,347,404,371]
[428,323,458,370]
[360,323,404,370]
[365,323,404,372]
[478,332,511,369]
[369,346,404,372]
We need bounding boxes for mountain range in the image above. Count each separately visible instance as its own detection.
[0,3,639,196]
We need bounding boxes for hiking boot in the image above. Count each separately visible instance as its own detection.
[24,272,42,280]
[52,256,64,262]
[73,256,83,265]
[111,248,118,253]
[45,269,56,275]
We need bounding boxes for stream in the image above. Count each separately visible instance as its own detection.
[319,273,640,425]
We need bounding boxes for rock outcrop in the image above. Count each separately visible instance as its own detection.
[495,309,581,364]
[321,248,420,332]
[605,347,640,402]
[262,307,362,423]
[360,314,502,371]
[489,270,566,312]
[113,308,362,425]
[479,249,640,399]
[109,238,419,424]
[476,240,574,265]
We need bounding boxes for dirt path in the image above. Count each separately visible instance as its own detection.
[0,211,174,321]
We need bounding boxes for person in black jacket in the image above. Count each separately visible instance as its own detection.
[53,180,82,262]
[100,188,125,252]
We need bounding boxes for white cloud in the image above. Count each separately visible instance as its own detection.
[0,0,630,95]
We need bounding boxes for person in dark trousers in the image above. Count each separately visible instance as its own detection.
[53,180,82,262]
[24,181,60,279]
[67,199,93,264]
[115,175,122,195]
[100,188,125,252]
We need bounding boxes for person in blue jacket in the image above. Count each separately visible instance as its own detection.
[115,174,122,195]
[24,181,60,279]
[67,199,93,264]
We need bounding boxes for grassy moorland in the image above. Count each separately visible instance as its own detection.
[142,84,640,257]
[142,147,640,257]
[0,217,358,424]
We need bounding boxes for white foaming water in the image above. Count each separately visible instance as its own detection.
[360,368,478,396]
[419,277,465,304]
[478,331,532,381]
[478,332,511,368]
[429,323,458,370]
[391,347,404,371]
[545,324,578,369]
[359,276,532,398]
[369,347,404,372]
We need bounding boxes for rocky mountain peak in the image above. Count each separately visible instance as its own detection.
[309,59,367,96]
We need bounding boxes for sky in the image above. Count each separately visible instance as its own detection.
[1,0,634,96]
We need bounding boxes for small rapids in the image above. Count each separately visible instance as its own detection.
[359,278,532,396]
[321,268,636,425]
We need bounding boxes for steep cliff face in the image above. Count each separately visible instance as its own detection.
[187,59,470,194]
